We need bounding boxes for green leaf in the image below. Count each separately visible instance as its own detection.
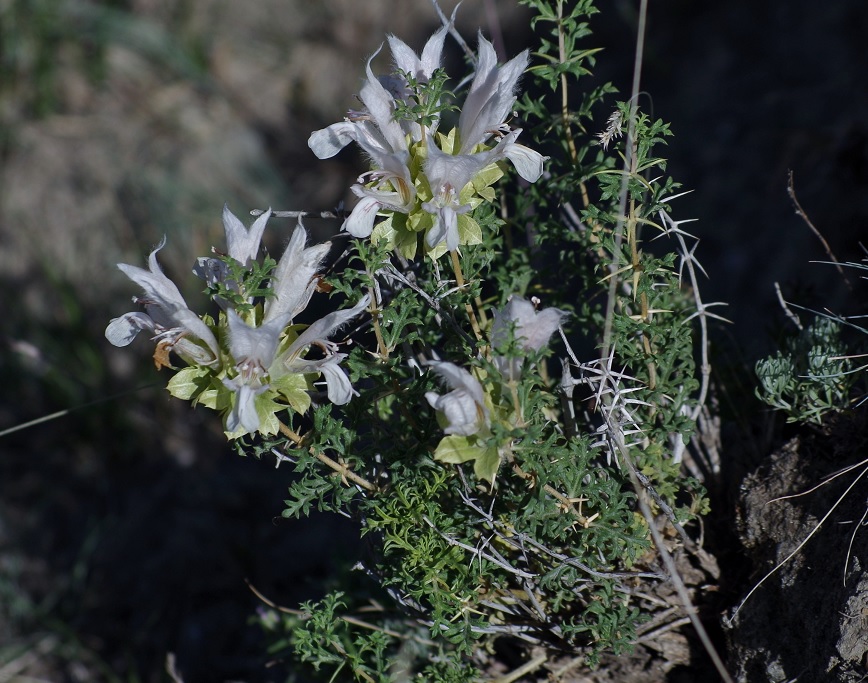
[396,224,420,260]
[438,127,459,155]
[433,435,501,484]
[457,214,482,246]
[371,212,397,249]
[407,208,434,234]
[254,393,282,436]
[167,365,212,401]
[272,372,312,415]
[195,387,221,410]
[473,445,502,483]
[476,185,496,202]
[471,162,504,192]
[433,434,484,465]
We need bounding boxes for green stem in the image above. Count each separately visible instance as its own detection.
[450,250,483,341]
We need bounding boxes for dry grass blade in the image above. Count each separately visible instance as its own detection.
[728,461,868,623]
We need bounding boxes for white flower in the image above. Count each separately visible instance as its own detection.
[309,25,545,254]
[222,296,369,434]
[308,27,450,240]
[456,33,545,179]
[308,26,448,159]
[193,206,271,295]
[422,138,497,252]
[490,296,568,381]
[425,361,489,436]
[106,237,219,366]
[221,224,347,433]
[222,293,369,434]
[310,50,413,239]
[420,35,547,251]
[279,295,370,405]
[422,129,544,251]
[263,220,331,324]
[223,309,290,433]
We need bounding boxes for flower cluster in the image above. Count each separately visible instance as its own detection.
[309,28,546,259]
[425,296,567,482]
[106,207,368,438]
[107,26,555,458]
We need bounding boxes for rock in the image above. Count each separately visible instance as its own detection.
[726,419,868,682]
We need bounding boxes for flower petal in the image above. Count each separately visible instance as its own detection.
[308,121,359,159]
[491,296,568,380]
[427,361,488,418]
[105,312,155,347]
[283,295,370,363]
[223,380,267,434]
[426,388,483,436]
[444,206,460,252]
[424,206,449,249]
[501,138,546,182]
[264,221,331,324]
[458,34,529,153]
[318,355,356,405]
[117,238,185,310]
[522,307,568,351]
[343,196,381,238]
[223,204,270,266]
[419,25,448,78]
[192,256,229,289]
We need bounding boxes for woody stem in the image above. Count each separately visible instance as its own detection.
[277,420,377,493]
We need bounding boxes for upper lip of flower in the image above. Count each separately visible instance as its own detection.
[263,221,331,324]
[457,33,529,154]
[387,24,448,88]
[106,237,220,365]
[226,308,290,381]
[221,203,271,267]
[491,296,568,379]
[385,23,449,140]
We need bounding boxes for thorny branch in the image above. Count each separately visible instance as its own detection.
[586,1,732,679]
[455,471,666,583]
